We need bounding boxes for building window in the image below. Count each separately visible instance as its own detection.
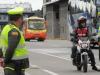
[96,0,100,5]
[46,0,51,2]
[56,12,59,19]
[3,15,7,20]
[53,4,59,19]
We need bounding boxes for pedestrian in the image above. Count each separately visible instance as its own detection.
[0,7,29,75]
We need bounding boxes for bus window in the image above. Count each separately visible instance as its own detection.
[28,20,45,30]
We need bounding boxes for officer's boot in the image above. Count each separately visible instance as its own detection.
[88,50,100,71]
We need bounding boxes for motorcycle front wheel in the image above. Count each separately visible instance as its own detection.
[82,55,88,72]
[76,53,82,71]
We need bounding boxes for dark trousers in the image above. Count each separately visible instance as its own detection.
[4,68,25,75]
[4,58,29,75]
[71,46,96,66]
[4,59,27,75]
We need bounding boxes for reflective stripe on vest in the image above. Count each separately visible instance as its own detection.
[1,24,28,60]
[5,67,15,71]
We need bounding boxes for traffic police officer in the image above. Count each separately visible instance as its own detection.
[0,7,29,75]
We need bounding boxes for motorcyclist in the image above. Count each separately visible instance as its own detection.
[71,16,99,71]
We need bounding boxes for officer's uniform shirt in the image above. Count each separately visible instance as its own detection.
[4,28,21,64]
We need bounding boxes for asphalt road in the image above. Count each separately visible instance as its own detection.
[0,40,100,75]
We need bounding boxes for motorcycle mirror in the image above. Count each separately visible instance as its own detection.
[92,33,97,36]
[70,33,75,36]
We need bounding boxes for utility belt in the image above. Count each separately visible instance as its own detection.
[4,58,29,70]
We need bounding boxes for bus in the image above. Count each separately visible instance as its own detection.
[23,16,47,41]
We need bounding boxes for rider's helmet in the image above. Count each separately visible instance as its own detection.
[77,16,87,28]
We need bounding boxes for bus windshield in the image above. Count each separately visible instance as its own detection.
[28,20,45,30]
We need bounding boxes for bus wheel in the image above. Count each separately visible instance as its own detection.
[38,39,45,42]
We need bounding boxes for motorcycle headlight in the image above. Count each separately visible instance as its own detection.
[81,43,88,48]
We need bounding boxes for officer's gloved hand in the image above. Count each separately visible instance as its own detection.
[0,58,4,67]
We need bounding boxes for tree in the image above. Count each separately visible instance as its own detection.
[33,9,43,17]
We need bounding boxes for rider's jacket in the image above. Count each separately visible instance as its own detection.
[74,27,88,38]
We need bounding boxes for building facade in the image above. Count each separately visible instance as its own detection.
[43,0,98,39]
[95,0,100,13]
[43,0,70,39]
[0,2,33,31]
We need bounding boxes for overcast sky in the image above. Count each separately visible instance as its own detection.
[0,0,43,10]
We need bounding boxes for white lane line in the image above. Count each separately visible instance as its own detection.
[30,64,59,75]
[29,49,100,73]
[31,51,71,61]
[25,72,31,75]
[43,69,59,75]
[40,52,71,61]
[30,64,40,69]
[33,52,100,68]
[29,49,71,61]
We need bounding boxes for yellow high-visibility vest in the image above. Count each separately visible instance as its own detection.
[1,24,28,60]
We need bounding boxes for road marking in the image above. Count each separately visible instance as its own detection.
[25,72,31,75]
[29,49,71,61]
[33,52,100,68]
[43,69,59,75]
[31,51,71,61]
[39,49,68,53]
[29,48,70,55]
[30,64,59,75]
[30,64,40,69]
[40,52,71,61]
